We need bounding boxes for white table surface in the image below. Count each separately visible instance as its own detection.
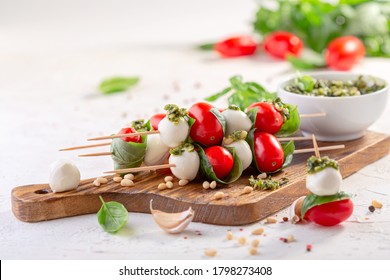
[1,0,389,260]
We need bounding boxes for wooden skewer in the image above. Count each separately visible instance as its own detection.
[311,134,321,158]
[278,136,312,142]
[79,152,112,157]
[104,163,176,174]
[59,142,111,151]
[293,144,345,155]
[88,130,159,141]
[300,112,326,118]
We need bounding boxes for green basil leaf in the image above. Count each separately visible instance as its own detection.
[205,87,232,102]
[198,42,216,51]
[287,55,326,71]
[301,192,352,220]
[210,107,226,136]
[99,76,140,94]
[276,104,301,137]
[246,108,258,129]
[110,135,147,170]
[97,196,128,233]
[245,128,260,171]
[281,140,295,169]
[195,144,243,184]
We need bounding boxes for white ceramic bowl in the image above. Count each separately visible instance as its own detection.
[277,72,389,141]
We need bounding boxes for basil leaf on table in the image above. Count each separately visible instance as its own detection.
[276,104,301,137]
[195,144,243,184]
[110,135,147,170]
[99,76,140,94]
[97,196,128,233]
[301,192,352,220]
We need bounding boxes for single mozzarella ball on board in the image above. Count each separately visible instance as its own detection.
[222,109,252,136]
[224,140,252,170]
[49,159,80,193]
[169,150,200,181]
[306,167,342,196]
[144,134,170,166]
[158,117,189,148]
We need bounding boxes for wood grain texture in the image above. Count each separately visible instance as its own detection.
[11,131,390,225]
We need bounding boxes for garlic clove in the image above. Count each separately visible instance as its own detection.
[150,200,194,234]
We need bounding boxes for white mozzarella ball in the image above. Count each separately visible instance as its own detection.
[225,140,252,170]
[306,167,342,196]
[221,109,252,136]
[158,117,189,148]
[49,159,80,193]
[169,150,200,181]
[144,134,170,166]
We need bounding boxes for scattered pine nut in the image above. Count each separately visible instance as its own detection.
[210,181,217,189]
[124,173,134,180]
[251,227,264,235]
[372,200,383,209]
[291,215,300,224]
[249,247,258,256]
[204,249,217,257]
[287,235,296,243]
[166,181,174,189]
[93,180,101,187]
[179,179,189,186]
[213,191,225,200]
[164,176,173,182]
[157,183,167,190]
[113,176,122,183]
[121,178,134,187]
[266,217,278,224]
[203,181,210,189]
[226,231,233,240]
[257,173,267,179]
[243,186,253,194]
[96,177,108,184]
[251,239,260,247]
[238,237,247,245]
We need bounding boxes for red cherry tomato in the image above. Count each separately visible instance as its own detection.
[247,102,284,134]
[214,36,257,57]
[325,36,365,71]
[118,127,142,143]
[150,113,166,130]
[263,31,304,59]
[304,199,354,227]
[204,146,234,179]
[188,102,224,146]
[253,132,284,173]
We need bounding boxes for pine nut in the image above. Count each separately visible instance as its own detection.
[251,227,264,235]
[213,191,225,200]
[113,176,122,183]
[157,183,167,190]
[251,239,260,247]
[124,173,134,180]
[266,217,277,224]
[179,179,189,186]
[240,130,248,139]
[204,249,217,257]
[223,137,233,145]
[164,176,173,182]
[166,181,173,189]
[291,215,300,224]
[210,181,217,189]
[93,180,101,187]
[257,173,267,179]
[372,200,383,209]
[97,177,108,184]
[226,231,233,240]
[238,237,247,245]
[203,181,210,189]
[243,186,253,194]
[121,179,134,187]
[249,247,258,255]
[286,235,296,243]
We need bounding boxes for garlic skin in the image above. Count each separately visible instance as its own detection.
[169,150,200,181]
[222,109,252,136]
[150,200,194,234]
[158,117,189,148]
[224,140,252,170]
[49,159,80,193]
[144,134,170,166]
[306,167,342,196]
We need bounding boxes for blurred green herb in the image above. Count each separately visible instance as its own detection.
[205,75,276,111]
[99,76,140,94]
[253,0,390,58]
[198,42,216,51]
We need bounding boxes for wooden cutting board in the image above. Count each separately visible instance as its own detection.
[12,131,390,226]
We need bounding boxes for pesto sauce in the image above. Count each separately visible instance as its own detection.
[307,156,339,174]
[249,175,289,191]
[285,75,385,97]
[169,143,195,156]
